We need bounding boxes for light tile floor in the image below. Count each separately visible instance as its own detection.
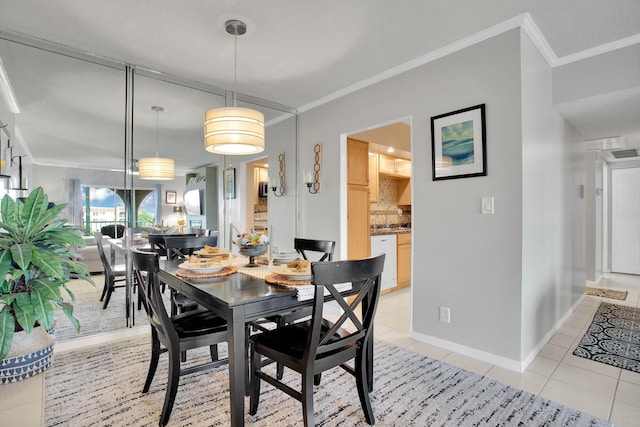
[375,273,640,427]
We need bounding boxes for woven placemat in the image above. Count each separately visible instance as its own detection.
[176,265,237,279]
[265,273,312,287]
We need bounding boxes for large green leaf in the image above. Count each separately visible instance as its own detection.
[0,250,12,288]
[19,188,46,236]
[57,302,80,333]
[0,221,20,241]
[0,307,15,360]
[0,194,18,225]
[30,287,54,330]
[30,278,62,301]
[12,292,36,333]
[62,283,76,304]
[10,243,33,270]
[31,248,64,280]
[29,209,67,240]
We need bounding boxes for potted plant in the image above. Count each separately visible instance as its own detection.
[0,187,93,382]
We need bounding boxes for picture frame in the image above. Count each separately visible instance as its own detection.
[165,190,176,204]
[224,167,236,199]
[190,220,202,229]
[431,104,486,180]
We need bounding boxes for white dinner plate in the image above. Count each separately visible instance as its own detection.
[270,265,312,280]
[272,256,300,265]
[179,261,226,274]
[193,248,229,258]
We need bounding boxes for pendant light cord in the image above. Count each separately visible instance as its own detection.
[233,24,238,108]
[155,108,159,157]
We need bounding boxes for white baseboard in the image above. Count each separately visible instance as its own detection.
[409,294,586,373]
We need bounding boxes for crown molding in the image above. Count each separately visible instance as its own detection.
[298,12,639,113]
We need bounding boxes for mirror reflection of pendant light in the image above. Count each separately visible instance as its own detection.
[204,19,265,155]
[139,105,174,180]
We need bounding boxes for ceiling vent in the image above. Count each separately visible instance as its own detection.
[610,149,638,159]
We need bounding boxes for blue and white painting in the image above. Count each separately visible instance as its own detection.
[441,120,474,166]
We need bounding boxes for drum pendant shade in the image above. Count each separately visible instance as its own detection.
[204,107,264,155]
[138,157,175,180]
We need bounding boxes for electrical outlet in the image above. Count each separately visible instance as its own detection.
[439,306,451,323]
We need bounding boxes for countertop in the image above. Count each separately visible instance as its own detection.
[370,227,411,236]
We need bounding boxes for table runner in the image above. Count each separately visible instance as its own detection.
[232,256,351,301]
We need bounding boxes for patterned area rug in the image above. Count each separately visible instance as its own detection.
[45,338,613,426]
[586,286,628,301]
[574,302,640,373]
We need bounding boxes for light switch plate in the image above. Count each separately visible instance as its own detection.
[481,197,494,214]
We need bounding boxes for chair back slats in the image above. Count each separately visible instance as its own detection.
[131,249,178,345]
[294,238,335,262]
[164,236,218,260]
[94,231,115,276]
[307,254,385,360]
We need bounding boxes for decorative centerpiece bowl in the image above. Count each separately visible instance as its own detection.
[234,229,269,267]
[239,244,267,267]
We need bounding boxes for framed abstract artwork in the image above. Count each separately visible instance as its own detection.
[431,104,486,180]
[165,190,176,204]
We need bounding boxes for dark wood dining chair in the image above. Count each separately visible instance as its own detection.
[131,248,229,427]
[260,238,336,379]
[100,223,125,238]
[95,231,127,309]
[163,235,218,260]
[163,235,219,316]
[249,254,385,427]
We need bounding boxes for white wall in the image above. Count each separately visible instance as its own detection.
[553,44,640,105]
[294,29,586,369]
[296,30,525,364]
[520,30,586,364]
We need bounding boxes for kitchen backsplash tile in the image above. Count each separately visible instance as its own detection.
[371,177,411,226]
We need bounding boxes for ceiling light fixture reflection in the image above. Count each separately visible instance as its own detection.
[204,19,265,155]
[139,106,174,180]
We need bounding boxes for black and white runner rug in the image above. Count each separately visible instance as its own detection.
[45,338,613,426]
[574,302,640,373]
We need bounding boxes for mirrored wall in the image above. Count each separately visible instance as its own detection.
[0,31,297,341]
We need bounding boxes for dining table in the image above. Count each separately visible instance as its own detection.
[157,257,374,427]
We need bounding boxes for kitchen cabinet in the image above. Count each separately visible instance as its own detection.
[371,234,397,291]
[368,153,379,203]
[397,178,411,205]
[397,233,411,287]
[379,154,411,178]
[347,138,369,186]
[347,138,370,259]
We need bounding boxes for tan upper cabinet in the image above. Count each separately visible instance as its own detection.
[368,153,379,203]
[397,178,411,205]
[379,154,411,178]
[347,138,369,186]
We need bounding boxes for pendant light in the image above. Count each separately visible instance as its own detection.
[140,105,174,180]
[204,19,265,155]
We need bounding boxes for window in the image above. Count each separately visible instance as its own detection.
[81,186,158,235]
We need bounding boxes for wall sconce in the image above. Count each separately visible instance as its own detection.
[303,143,321,194]
[270,152,285,197]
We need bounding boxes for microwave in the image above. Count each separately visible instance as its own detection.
[258,181,269,197]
